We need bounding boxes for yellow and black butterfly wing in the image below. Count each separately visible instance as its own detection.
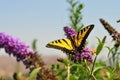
[46,24,94,54]
[46,38,74,54]
[71,25,94,52]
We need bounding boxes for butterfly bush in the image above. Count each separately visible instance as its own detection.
[0,32,58,80]
[63,26,92,62]
[0,32,35,61]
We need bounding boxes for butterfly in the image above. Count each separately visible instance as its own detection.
[99,18,120,45]
[46,25,94,54]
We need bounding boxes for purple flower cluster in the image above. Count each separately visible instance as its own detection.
[0,32,35,61]
[63,26,92,62]
[64,26,77,38]
[74,47,92,62]
[80,46,92,62]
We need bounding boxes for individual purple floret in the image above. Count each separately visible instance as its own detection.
[63,26,77,38]
[0,32,35,61]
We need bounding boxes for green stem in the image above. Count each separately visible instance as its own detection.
[91,56,97,74]
[87,56,97,80]
[85,61,97,80]
[91,56,97,80]
[67,55,71,80]
[67,63,70,80]
[85,60,91,72]
[91,73,97,80]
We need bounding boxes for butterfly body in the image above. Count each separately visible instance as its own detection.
[46,25,94,54]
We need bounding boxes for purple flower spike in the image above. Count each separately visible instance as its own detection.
[0,32,35,61]
[64,26,77,38]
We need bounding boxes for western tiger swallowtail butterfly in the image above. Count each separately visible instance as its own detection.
[46,25,94,54]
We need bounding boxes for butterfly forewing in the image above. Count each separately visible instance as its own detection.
[46,38,74,51]
[72,25,94,51]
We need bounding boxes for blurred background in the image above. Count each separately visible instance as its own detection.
[0,0,120,78]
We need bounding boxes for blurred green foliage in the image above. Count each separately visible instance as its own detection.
[67,0,84,31]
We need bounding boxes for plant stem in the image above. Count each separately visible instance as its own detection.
[85,60,97,80]
[91,56,97,74]
[67,62,70,80]
[88,56,97,80]
[85,60,91,72]
[91,73,97,80]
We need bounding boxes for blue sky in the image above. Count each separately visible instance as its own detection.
[0,0,120,59]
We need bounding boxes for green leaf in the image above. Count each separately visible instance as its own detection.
[106,46,115,57]
[29,67,41,80]
[96,43,104,55]
[70,75,77,80]
[96,37,105,55]
[93,66,105,73]
[32,39,37,51]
